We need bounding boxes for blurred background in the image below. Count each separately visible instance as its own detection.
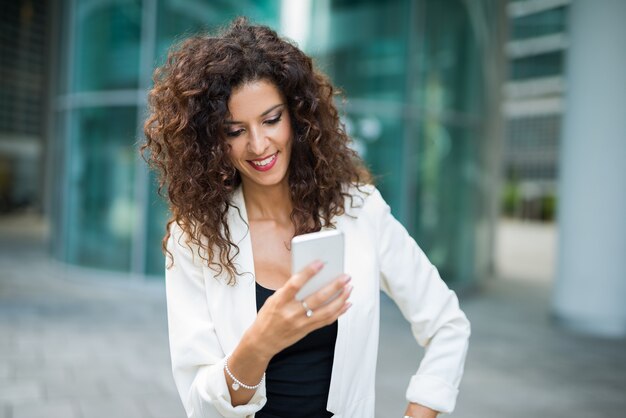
[0,0,624,417]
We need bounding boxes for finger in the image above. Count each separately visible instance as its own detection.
[309,282,353,325]
[304,273,350,309]
[311,290,352,328]
[280,259,324,299]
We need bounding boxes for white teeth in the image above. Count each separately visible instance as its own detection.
[251,154,275,167]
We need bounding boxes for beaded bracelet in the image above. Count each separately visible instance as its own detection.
[224,354,265,391]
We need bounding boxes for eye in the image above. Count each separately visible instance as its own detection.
[265,113,282,125]
[225,129,244,138]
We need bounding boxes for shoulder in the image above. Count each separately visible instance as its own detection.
[167,221,188,250]
[340,182,387,218]
[167,220,210,265]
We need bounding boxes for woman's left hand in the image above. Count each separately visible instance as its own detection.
[403,402,438,418]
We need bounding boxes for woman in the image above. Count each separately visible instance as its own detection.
[143,17,470,418]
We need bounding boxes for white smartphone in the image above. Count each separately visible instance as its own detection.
[291,229,344,301]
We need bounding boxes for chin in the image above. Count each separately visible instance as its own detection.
[239,168,287,188]
[249,175,288,188]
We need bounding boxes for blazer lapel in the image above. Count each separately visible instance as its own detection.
[326,213,351,416]
[213,185,258,355]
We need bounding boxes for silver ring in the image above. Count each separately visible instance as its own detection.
[301,300,314,318]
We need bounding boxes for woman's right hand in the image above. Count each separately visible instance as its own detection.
[226,260,352,406]
[247,259,353,359]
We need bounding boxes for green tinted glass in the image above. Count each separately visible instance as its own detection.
[73,0,141,91]
[307,0,409,212]
[56,0,497,287]
[154,0,280,64]
[410,0,489,287]
[65,106,137,271]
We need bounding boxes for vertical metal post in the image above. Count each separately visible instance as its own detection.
[43,0,60,250]
[59,0,77,262]
[131,0,158,278]
[400,0,426,232]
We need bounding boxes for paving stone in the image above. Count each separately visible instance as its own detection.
[13,400,78,418]
[153,372,178,395]
[100,378,165,397]
[0,364,11,380]
[78,398,146,418]
[0,354,43,370]
[140,396,186,418]
[123,364,164,382]
[43,379,105,399]
[13,365,70,381]
[67,365,125,382]
[43,351,93,366]
[0,381,43,403]
[0,343,14,359]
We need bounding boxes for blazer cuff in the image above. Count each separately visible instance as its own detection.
[405,374,459,415]
[194,357,267,417]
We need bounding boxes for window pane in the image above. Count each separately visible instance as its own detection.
[420,0,485,115]
[307,0,410,211]
[66,106,137,271]
[511,51,564,80]
[413,122,480,285]
[155,0,281,63]
[73,0,142,91]
[410,0,490,287]
[511,7,567,40]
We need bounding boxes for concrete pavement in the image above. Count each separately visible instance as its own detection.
[0,214,182,418]
[1,215,625,417]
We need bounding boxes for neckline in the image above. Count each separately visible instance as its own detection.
[233,184,334,289]
[255,281,277,292]
[236,185,290,292]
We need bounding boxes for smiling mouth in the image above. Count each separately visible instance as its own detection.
[247,152,278,171]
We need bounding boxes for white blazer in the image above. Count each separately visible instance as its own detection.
[165,184,471,418]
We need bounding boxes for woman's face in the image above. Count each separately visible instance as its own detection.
[225,79,293,190]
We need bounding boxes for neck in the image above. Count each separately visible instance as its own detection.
[241,179,293,223]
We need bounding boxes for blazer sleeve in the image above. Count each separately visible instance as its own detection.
[368,187,471,414]
[165,223,266,418]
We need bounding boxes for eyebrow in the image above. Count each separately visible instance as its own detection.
[224,104,284,125]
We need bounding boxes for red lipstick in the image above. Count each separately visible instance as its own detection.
[247,152,278,172]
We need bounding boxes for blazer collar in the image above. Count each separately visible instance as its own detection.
[216,185,257,355]
[228,184,252,252]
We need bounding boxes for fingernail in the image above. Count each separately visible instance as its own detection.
[345,284,353,294]
[346,302,353,310]
[312,260,324,271]
[342,275,351,283]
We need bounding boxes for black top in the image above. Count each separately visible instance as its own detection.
[255,282,337,418]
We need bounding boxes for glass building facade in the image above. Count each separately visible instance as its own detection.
[0,1,48,213]
[49,0,505,288]
[502,0,569,220]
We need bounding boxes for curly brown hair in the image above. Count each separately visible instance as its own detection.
[142,17,372,284]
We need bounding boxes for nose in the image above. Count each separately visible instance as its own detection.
[247,126,269,156]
